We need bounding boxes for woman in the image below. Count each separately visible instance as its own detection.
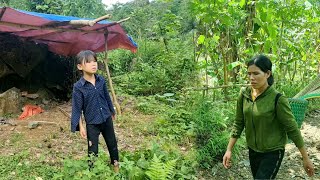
[222,55,314,179]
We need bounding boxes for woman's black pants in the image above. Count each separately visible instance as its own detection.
[249,148,285,179]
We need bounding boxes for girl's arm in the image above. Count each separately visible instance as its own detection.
[79,117,86,139]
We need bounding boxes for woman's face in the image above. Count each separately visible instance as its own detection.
[247,64,270,90]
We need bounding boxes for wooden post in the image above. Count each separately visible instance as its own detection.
[104,32,121,115]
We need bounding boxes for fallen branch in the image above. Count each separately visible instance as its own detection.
[32,121,58,125]
[58,107,71,119]
[28,121,62,130]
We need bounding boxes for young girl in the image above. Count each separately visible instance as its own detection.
[222,55,314,179]
[71,50,119,172]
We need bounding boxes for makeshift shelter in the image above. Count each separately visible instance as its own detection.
[0,7,137,55]
[0,7,137,114]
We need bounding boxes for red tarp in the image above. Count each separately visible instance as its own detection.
[0,7,137,56]
[18,104,44,120]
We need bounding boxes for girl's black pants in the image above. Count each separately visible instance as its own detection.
[86,116,119,166]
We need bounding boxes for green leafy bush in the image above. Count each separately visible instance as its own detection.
[109,39,197,95]
[54,142,197,180]
[145,154,177,180]
[183,93,244,169]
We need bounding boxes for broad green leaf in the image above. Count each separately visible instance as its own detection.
[212,35,220,42]
[302,54,307,61]
[197,35,206,45]
[267,25,277,39]
[227,61,242,70]
[163,93,175,97]
[239,0,246,8]
[304,1,312,10]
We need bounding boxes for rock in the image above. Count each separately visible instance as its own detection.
[42,98,49,105]
[28,122,39,129]
[288,168,295,174]
[25,93,39,99]
[21,91,28,97]
[0,87,21,116]
[316,144,320,150]
[7,119,17,126]
[239,160,250,167]
[0,118,17,126]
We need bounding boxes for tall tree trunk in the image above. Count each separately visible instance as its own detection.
[244,0,256,49]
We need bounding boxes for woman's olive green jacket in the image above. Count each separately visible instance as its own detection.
[231,86,304,152]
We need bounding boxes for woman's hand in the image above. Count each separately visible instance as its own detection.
[223,150,232,169]
[299,146,315,177]
[223,138,238,169]
[303,157,314,177]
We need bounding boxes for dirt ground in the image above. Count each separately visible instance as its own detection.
[207,110,320,180]
[0,100,157,165]
[0,101,319,179]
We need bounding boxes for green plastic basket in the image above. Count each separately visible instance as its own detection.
[288,98,309,128]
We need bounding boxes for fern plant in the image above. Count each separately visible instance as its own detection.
[145,154,177,180]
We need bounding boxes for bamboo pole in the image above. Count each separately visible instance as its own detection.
[0,21,108,34]
[69,14,111,26]
[104,32,121,115]
[184,84,250,91]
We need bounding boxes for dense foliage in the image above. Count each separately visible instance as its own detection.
[192,0,320,92]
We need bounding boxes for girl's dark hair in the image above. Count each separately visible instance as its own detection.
[247,54,274,85]
[76,50,97,64]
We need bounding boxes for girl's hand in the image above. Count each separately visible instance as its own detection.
[112,114,116,121]
[303,158,314,177]
[79,127,87,139]
[223,150,232,169]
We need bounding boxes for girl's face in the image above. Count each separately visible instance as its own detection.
[247,64,270,90]
[77,55,98,75]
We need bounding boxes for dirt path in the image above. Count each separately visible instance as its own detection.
[0,101,157,163]
[207,110,320,179]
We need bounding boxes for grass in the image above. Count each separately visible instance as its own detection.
[0,150,59,180]
[0,94,200,179]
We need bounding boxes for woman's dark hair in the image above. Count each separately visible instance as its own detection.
[76,50,97,65]
[247,54,274,85]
